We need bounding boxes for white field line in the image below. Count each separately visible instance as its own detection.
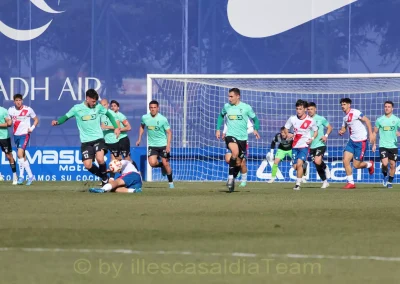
[0,247,399,262]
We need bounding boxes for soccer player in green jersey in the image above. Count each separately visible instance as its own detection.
[136,100,174,188]
[100,99,121,180]
[372,101,400,188]
[51,89,120,184]
[267,127,293,183]
[0,106,17,184]
[110,100,132,161]
[216,88,260,192]
[307,102,333,189]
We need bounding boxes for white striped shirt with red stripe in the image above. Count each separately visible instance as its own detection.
[8,106,36,136]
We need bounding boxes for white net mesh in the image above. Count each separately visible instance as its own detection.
[148,76,400,183]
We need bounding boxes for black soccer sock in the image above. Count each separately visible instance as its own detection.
[88,165,101,177]
[302,161,308,174]
[320,161,327,170]
[382,165,388,177]
[315,163,327,181]
[229,157,237,176]
[233,165,241,178]
[10,163,16,173]
[99,163,108,182]
[389,176,394,182]
[167,173,173,183]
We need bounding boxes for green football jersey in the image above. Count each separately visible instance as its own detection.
[310,114,330,149]
[375,114,400,148]
[141,113,170,147]
[219,102,256,141]
[66,102,108,143]
[115,112,128,140]
[0,107,10,139]
[101,111,119,144]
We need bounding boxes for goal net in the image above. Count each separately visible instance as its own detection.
[146,74,400,183]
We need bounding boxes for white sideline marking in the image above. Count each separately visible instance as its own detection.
[0,247,400,262]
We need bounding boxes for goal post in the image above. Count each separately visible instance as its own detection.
[146,73,400,183]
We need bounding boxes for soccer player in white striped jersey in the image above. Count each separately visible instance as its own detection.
[285,100,318,190]
[8,94,39,185]
[339,98,375,189]
[89,160,142,193]
[222,118,254,187]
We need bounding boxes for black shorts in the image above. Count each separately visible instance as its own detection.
[119,136,131,157]
[105,142,120,158]
[380,147,398,161]
[81,138,106,161]
[148,146,170,159]
[0,138,12,154]
[225,136,247,159]
[310,146,326,161]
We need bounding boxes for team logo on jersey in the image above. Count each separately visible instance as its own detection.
[228,115,243,120]
[0,0,64,41]
[81,114,96,121]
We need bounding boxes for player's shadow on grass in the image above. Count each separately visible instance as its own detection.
[218,190,250,193]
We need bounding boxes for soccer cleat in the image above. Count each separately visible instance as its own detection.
[227,178,235,192]
[325,166,331,179]
[387,183,393,189]
[383,176,388,187]
[17,177,24,185]
[321,180,330,189]
[25,176,35,186]
[293,184,301,191]
[239,181,247,187]
[89,188,105,193]
[369,161,375,175]
[169,183,175,189]
[161,166,167,176]
[267,178,275,183]
[133,188,142,193]
[342,183,356,189]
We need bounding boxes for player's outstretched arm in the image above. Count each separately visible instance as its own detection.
[136,124,145,146]
[52,115,70,126]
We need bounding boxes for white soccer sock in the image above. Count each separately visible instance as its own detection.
[347,175,354,184]
[127,188,135,193]
[296,178,302,185]
[102,183,113,192]
[23,160,33,178]
[241,172,248,182]
[18,158,25,178]
[366,162,372,168]
[228,175,233,180]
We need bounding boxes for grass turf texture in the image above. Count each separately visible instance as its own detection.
[0,181,399,284]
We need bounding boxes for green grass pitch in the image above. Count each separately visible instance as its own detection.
[0,181,399,284]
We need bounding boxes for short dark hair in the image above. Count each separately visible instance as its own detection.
[110,100,120,107]
[280,126,286,131]
[229,88,240,96]
[295,99,308,108]
[149,100,159,106]
[384,100,394,107]
[13,94,23,100]
[308,102,316,108]
[340,98,352,104]
[86,89,99,100]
